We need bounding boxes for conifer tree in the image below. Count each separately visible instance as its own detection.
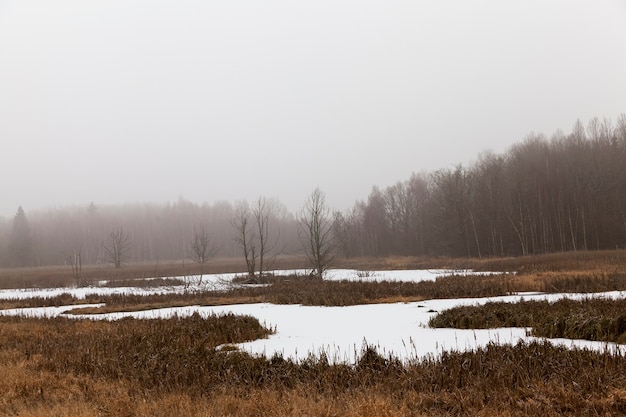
[9,206,32,267]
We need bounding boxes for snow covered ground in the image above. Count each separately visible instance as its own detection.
[0,269,623,363]
[0,268,495,300]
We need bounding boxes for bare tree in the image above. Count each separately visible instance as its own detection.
[189,226,217,284]
[104,227,131,268]
[362,187,391,256]
[298,188,335,279]
[253,198,269,278]
[232,197,283,281]
[431,165,474,257]
[252,196,283,279]
[333,209,355,258]
[232,201,257,278]
[67,247,84,287]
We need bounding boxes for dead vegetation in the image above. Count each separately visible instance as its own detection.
[429,297,626,344]
[3,268,626,314]
[0,256,307,289]
[3,250,626,416]
[2,314,626,416]
[1,249,625,289]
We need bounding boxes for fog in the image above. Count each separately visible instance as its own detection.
[1,0,625,217]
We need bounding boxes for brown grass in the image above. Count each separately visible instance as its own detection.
[4,250,626,416]
[430,297,626,344]
[2,314,626,416]
[4,267,626,313]
[67,296,266,315]
[0,256,309,289]
[2,249,625,289]
[337,250,626,274]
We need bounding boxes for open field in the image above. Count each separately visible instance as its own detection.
[2,250,626,415]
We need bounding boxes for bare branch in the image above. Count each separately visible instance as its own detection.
[103,227,131,268]
[298,188,335,279]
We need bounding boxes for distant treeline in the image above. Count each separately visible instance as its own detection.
[0,199,300,267]
[337,116,626,258]
[1,115,625,267]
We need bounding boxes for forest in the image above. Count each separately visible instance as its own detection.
[1,115,625,268]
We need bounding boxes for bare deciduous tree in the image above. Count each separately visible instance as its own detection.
[298,188,335,279]
[232,197,283,281]
[66,247,83,286]
[189,226,217,284]
[104,227,131,268]
[254,197,270,278]
[252,196,284,279]
[232,201,257,278]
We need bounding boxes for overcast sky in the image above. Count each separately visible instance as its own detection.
[1,0,625,218]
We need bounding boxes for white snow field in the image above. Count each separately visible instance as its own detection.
[0,269,623,363]
[0,268,495,301]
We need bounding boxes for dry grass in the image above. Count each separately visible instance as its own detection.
[430,297,626,344]
[4,250,626,416]
[336,250,626,274]
[2,249,625,289]
[67,296,266,315]
[0,256,309,289]
[2,313,626,416]
[4,267,626,313]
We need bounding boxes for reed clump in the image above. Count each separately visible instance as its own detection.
[429,297,626,343]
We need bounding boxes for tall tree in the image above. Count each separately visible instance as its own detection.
[471,152,507,257]
[298,188,335,278]
[9,206,32,267]
[252,196,283,278]
[332,207,363,258]
[104,227,131,268]
[362,187,390,256]
[431,166,473,257]
[232,201,257,278]
[189,225,217,283]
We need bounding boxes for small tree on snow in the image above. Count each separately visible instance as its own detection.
[232,197,282,281]
[189,226,218,284]
[232,201,257,278]
[298,188,335,279]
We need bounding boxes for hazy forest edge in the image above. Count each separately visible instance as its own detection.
[2,115,625,268]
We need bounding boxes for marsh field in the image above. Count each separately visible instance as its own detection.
[2,251,626,416]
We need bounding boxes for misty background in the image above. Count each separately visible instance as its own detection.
[1,0,625,217]
[1,117,625,268]
[1,1,626,268]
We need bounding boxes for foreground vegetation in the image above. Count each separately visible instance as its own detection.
[3,313,626,416]
[3,250,626,415]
